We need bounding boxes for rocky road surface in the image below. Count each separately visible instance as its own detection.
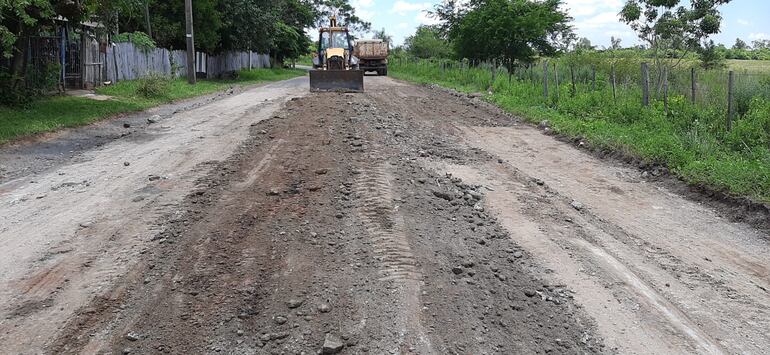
[1,75,768,354]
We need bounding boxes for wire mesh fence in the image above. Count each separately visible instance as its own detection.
[391,56,770,133]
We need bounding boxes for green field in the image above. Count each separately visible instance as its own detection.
[390,58,770,204]
[0,68,306,144]
[727,59,770,73]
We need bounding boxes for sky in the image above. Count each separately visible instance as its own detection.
[349,0,770,48]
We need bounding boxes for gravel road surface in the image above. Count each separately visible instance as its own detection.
[1,75,767,354]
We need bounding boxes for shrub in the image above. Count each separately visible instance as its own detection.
[0,73,34,106]
[135,72,171,98]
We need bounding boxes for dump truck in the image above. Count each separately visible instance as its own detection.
[354,39,389,76]
[309,16,364,92]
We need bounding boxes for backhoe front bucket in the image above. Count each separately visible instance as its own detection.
[309,69,364,92]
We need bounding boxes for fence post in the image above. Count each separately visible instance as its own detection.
[727,70,735,131]
[554,62,560,101]
[543,60,549,100]
[592,65,596,91]
[611,63,617,102]
[663,67,669,115]
[690,67,696,104]
[570,66,576,97]
[508,59,513,84]
[641,62,650,106]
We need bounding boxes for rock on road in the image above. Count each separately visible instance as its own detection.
[0,75,768,354]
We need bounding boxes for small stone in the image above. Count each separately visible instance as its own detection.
[451,267,464,275]
[432,190,454,201]
[125,332,140,341]
[123,161,130,167]
[273,316,287,325]
[236,329,244,336]
[315,168,329,175]
[570,200,584,211]
[123,123,131,128]
[287,298,304,309]
[513,251,523,259]
[322,333,345,354]
[318,303,332,313]
[148,175,161,181]
[147,115,160,124]
[524,290,537,297]
[498,158,504,164]
[461,260,475,268]
[538,120,550,129]
[266,189,280,196]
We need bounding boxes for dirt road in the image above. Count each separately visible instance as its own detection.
[1,76,768,354]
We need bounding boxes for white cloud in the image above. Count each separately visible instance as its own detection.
[749,32,769,40]
[415,11,441,26]
[561,0,623,18]
[737,19,751,26]
[391,1,433,15]
[351,0,375,20]
[573,11,622,29]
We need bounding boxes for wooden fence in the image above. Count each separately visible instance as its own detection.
[105,42,271,82]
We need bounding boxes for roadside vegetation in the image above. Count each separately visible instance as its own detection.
[0,68,305,144]
[391,0,770,204]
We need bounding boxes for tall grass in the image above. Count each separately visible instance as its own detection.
[390,57,770,203]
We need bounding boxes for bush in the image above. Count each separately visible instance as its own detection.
[0,73,35,106]
[135,72,171,98]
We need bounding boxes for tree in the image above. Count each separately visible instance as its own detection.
[620,0,730,67]
[752,39,770,50]
[404,25,454,59]
[733,38,748,50]
[699,40,725,69]
[610,36,622,50]
[313,0,370,34]
[435,0,572,63]
[574,37,594,51]
[372,28,392,47]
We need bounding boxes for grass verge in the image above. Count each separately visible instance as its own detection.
[390,63,770,204]
[0,68,306,144]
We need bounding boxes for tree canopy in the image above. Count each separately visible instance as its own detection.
[620,0,730,63]
[404,25,454,59]
[432,0,573,63]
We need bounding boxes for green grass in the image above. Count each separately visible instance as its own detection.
[727,59,770,73]
[391,60,770,204]
[0,68,306,144]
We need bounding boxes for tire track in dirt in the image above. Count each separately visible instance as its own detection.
[352,160,434,354]
[354,163,421,282]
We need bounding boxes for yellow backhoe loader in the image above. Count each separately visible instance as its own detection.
[310,16,364,92]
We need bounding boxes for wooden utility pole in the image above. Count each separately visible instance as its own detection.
[184,0,196,84]
[144,1,153,38]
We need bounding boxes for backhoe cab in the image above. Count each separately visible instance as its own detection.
[309,16,364,92]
